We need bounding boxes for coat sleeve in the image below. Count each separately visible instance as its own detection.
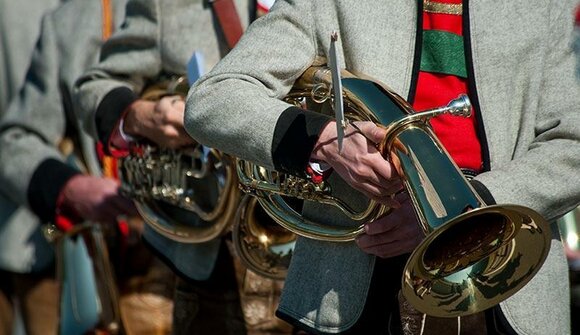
[475,1,580,221]
[73,0,163,149]
[0,12,80,222]
[185,0,329,173]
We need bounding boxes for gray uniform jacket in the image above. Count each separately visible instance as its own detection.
[0,0,127,272]
[185,0,580,334]
[74,0,253,280]
[575,21,580,79]
[0,0,61,114]
[0,0,62,274]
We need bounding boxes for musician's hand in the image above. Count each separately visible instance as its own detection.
[59,175,138,224]
[310,121,403,207]
[123,95,195,148]
[355,192,423,258]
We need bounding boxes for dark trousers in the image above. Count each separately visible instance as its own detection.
[342,254,407,335]
[172,240,247,335]
[0,268,59,335]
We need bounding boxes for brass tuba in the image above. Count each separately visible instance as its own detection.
[234,64,552,317]
[118,77,240,243]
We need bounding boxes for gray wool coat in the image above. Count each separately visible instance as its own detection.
[0,0,62,115]
[185,0,580,334]
[0,0,61,274]
[0,0,127,273]
[74,0,254,280]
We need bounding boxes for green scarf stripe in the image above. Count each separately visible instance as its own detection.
[421,30,467,78]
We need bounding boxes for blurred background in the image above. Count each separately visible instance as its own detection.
[561,208,580,335]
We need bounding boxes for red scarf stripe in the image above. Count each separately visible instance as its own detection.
[413,73,468,111]
[423,12,463,35]
[423,0,463,34]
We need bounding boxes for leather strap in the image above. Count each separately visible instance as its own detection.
[210,0,244,50]
[99,0,120,178]
[101,0,114,40]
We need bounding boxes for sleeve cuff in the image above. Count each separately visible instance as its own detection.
[27,158,81,223]
[107,106,138,158]
[95,87,138,155]
[271,106,332,177]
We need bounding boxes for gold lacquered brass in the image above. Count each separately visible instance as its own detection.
[233,195,295,280]
[236,161,385,241]
[236,67,390,241]
[119,77,241,243]
[403,205,550,317]
[237,64,552,317]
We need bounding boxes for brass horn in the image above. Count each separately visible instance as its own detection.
[118,77,241,243]
[232,194,296,280]
[235,65,551,317]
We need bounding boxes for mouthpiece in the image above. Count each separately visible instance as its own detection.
[447,94,471,117]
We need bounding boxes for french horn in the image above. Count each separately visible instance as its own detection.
[118,77,240,243]
[235,63,552,317]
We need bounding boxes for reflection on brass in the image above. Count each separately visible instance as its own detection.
[422,213,513,275]
[235,64,552,317]
[404,205,550,317]
[232,195,295,280]
[408,147,447,219]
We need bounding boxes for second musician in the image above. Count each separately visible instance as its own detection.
[74,0,292,334]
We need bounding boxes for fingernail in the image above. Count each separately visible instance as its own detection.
[363,224,369,233]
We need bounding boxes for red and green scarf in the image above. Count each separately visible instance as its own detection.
[413,0,482,172]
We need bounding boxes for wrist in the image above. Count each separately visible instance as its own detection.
[123,101,145,138]
[27,158,81,223]
[94,87,139,154]
[56,174,85,223]
[310,120,336,162]
[118,116,138,143]
[108,104,142,156]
